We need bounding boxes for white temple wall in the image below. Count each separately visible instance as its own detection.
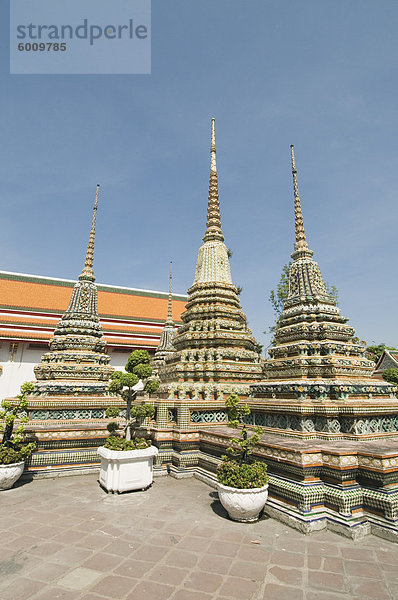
[0,343,150,403]
[0,342,43,400]
[108,350,132,371]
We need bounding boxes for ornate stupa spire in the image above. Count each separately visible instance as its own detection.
[33,185,113,396]
[151,262,177,375]
[166,261,173,324]
[256,145,377,386]
[18,185,119,475]
[286,146,328,302]
[203,118,224,243]
[194,119,232,285]
[157,119,263,402]
[250,146,396,440]
[80,184,99,281]
[290,146,313,259]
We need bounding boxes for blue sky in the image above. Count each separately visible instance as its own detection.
[1,1,397,350]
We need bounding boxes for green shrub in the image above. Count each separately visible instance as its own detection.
[383,368,398,385]
[0,442,35,465]
[0,381,36,464]
[126,350,151,372]
[132,364,153,379]
[109,372,138,394]
[217,460,268,489]
[131,403,155,421]
[223,393,263,465]
[217,393,268,489]
[105,406,120,419]
[106,349,156,446]
[106,421,119,435]
[104,436,151,451]
[145,379,160,394]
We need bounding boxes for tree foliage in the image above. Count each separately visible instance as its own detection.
[106,350,156,444]
[145,379,160,394]
[269,264,290,319]
[0,381,36,463]
[126,350,151,372]
[217,394,268,489]
[1,381,34,446]
[365,344,386,363]
[132,364,153,380]
[217,460,268,489]
[109,371,139,403]
[223,394,263,466]
[382,368,398,385]
[364,344,398,365]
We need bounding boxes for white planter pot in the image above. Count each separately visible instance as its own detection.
[217,482,269,522]
[0,461,25,490]
[98,445,158,493]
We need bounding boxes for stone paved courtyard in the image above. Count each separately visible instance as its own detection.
[0,474,397,600]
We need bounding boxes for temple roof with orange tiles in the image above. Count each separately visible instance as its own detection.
[0,270,186,352]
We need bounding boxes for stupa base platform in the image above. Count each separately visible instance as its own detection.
[148,425,398,542]
[242,397,398,441]
[21,419,398,541]
[24,420,114,475]
[190,467,390,541]
[15,392,124,475]
[194,427,398,542]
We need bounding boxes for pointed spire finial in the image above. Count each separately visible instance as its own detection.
[203,118,224,243]
[166,261,173,324]
[211,117,217,172]
[80,184,99,281]
[290,146,312,259]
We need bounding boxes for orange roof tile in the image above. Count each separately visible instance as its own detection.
[0,271,186,349]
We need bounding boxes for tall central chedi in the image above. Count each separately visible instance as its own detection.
[157,119,263,402]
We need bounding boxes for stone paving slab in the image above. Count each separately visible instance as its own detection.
[0,473,396,600]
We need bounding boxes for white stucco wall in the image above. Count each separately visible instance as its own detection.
[0,342,43,400]
[0,344,146,402]
[108,350,133,372]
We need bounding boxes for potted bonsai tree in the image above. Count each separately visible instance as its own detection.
[98,350,159,493]
[217,393,268,522]
[0,382,36,490]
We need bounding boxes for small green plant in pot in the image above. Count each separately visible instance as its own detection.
[216,393,268,522]
[98,350,159,493]
[0,382,36,490]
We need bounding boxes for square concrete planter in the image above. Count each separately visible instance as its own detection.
[98,445,158,493]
